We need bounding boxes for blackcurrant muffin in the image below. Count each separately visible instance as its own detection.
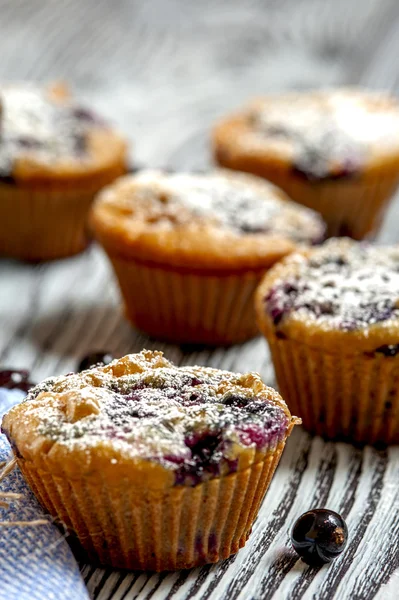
[0,82,127,260]
[1,350,299,571]
[213,88,399,239]
[91,169,325,345]
[255,238,399,444]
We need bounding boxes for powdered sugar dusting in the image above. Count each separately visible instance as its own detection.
[132,169,324,241]
[251,91,399,179]
[7,352,289,485]
[265,240,399,331]
[0,85,106,176]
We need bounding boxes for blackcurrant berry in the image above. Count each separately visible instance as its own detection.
[78,352,114,373]
[291,509,348,566]
[0,369,34,392]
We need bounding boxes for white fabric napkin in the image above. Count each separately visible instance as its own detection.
[0,388,89,600]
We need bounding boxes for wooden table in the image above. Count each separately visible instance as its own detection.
[0,1,398,598]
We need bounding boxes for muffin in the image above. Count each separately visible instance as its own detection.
[255,238,399,445]
[213,88,399,239]
[1,350,299,571]
[91,169,325,345]
[0,83,127,260]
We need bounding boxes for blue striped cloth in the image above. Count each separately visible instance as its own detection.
[0,388,89,600]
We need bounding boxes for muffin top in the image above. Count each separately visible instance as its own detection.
[257,238,399,351]
[1,351,297,488]
[0,83,127,182]
[213,88,399,180]
[91,169,325,270]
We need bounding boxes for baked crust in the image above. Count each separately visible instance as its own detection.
[2,350,297,489]
[256,238,399,353]
[213,88,399,178]
[0,82,128,184]
[91,169,324,271]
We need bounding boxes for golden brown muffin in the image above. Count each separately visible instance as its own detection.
[213,88,399,239]
[91,169,325,345]
[0,83,127,260]
[2,350,299,571]
[255,238,399,444]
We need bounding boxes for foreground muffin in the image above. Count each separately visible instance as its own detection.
[91,169,325,345]
[2,350,299,570]
[0,83,127,260]
[213,88,399,239]
[256,238,399,445]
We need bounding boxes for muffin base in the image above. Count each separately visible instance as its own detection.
[108,254,265,345]
[267,334,399,444]
[17,441,286,571]
[214,155,399,240]
[0,166,125,261]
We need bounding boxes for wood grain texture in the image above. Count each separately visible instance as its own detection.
[0,1,399,598]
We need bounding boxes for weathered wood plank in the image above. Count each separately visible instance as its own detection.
[0,1,399,599]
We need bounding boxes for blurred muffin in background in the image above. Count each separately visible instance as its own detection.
[0,83,127,261]
[213,88,399,239]
[91,168,325,345]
